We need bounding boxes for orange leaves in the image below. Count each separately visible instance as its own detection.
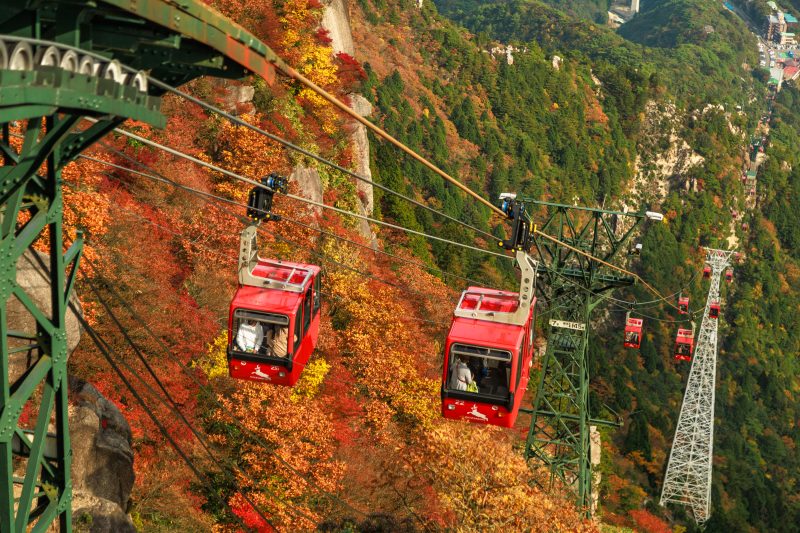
[628,509,672,533]
[210,382,345,530]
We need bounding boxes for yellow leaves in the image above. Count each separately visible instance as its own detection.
[193,330,229,381]
[290,356,330,401]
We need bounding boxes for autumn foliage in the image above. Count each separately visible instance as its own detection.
[1,0,608,531]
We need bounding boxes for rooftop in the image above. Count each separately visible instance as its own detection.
[785,13,798,23]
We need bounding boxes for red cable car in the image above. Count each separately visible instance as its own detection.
[623,313,643,349]
[674,326,695,361]
[441,252,537,428]
[678,294,689,315]
[709,301,720,319]
[703,265,711,279]
[725,268,733,283]
[227,224,321,386]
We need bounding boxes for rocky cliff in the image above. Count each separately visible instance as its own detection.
[8,251,135,532]
[322,0,375,241]
[629,100,705,205]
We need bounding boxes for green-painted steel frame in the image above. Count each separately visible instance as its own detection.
[0,111,85,533]
[0,1,284,530]
[0,0,280,89]
[522,200,646,515]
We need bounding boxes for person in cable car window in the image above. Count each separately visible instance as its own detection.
[625,331,639,345]
[268,326,290,357]
[450,356,474,391]
[677,343,690,356]
[236,319,264,353]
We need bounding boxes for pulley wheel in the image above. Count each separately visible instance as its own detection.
[8,41,34,71]
[102,59,125,84]
[60,50,79,72]
[77,55,94,75]
[129,70,148,93]
[0,40,8,70]
[37,46,61,67]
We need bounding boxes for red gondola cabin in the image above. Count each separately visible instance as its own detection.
[703,265,711,279]
[725,269,733,283]
[227,226,321,386]
[709,302,720,319]
[441,252,537,428]
[678,295,689,314]
[624,315,643,349]
[674,328,695,361]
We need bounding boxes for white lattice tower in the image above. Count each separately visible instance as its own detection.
[660,248,736,524]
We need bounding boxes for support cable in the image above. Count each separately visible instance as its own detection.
[533,228,681,312]
[265,64,507,219]
[7,36,506,228]
[80,151,500,289]
[99,123,511,260]
[72,313,259,532]
[144,77,498,241]
[83,275,319,527]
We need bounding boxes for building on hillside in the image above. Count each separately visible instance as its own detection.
[784,65,800,81]
[768,0,779,10]
[631,0,639,13]
[608,10,626,26]
[785,12,798,27]
[780,31,796,45]
[767,13,787,41]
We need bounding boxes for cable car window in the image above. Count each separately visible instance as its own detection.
[447,343,511,398]
[294,308,303,352]
[232,309,290,357]
[529,326,534,353]
[516,340,524,390]
[313,274,321,314]
[304,288,313,332]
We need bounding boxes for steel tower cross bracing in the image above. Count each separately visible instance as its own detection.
[660,248,736,524]
[518,199,656,514]
[0,1,283,530]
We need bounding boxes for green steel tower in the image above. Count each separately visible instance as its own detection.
[518,199,661,514]
[0,1,281,530]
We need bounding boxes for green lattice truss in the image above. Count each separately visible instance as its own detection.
[521,200,654,515]
[0,1,281,530]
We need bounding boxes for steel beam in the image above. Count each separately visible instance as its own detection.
[523,201,647,515]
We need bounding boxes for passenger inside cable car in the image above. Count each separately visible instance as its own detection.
[674,327,694,361]
[441,256,537,429]
[623,315,643,349]
[227,225,321,386]
[678,295,689,314]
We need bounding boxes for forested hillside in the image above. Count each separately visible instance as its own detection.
[44,0,800,531]
[430,0,799,531]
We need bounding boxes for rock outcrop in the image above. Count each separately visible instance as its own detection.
[70,378,136,533]
[7,250,135,532]
[7,250,82,382]
[290,165,324,217]
[348,94,376,241]
[320,0,375,241]
[628,100,704,206]
[322,0,355,56]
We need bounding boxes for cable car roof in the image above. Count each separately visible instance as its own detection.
[231,285,301,315]
[245,259,319,292]
[456,287,520,314]
[448,315,525,350]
